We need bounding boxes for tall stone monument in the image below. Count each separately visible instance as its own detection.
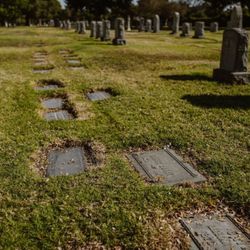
[75,21,80,33]
[127,16,132,31]
[210,22,219,32]
[101,20,111,41]
[213,28,250,84]
[112,18,126,45]
[145,19,152,32]
[171,12,180,34]
[153,15,160,33]
[90,21,97,38]
[193,22,205,38]
[180,23,191,37]
[138,17,145,32]
[228,3,243,29]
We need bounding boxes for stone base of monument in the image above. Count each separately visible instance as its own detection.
[112,38,126,45]
[180,33,189,37]
[213,68,250,84]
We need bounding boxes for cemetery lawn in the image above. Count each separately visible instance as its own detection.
[0,27,249,249]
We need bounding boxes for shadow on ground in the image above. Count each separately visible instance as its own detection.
[160,74,213,82]
[182,94,250,109]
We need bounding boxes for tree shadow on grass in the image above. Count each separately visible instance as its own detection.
[160,73,213,82]
[182,94,250,109]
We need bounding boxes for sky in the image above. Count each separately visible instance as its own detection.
[59,0,138,8]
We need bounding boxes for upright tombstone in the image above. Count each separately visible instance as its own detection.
[127,16,132,32]
[62,21,67,29]
[138,17,145,32]
[75,21,80,33]
[66,20,71,30]
[210,22,219,32]
[153,15,160,33]
[96,21,103,39]
[90,21,97,38]
[228,3,243,29]
[213,28,250,84]
[180,22,191,37]
[112,18,126,45]
[145,19,152,32]
[79,21,86,34]
[101,20,111,41]
[59,21,63,28]
[193,21,205,38]
[171,12,180,34]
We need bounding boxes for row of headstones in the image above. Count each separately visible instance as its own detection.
[90,18,126,45]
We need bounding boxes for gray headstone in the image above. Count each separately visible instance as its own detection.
[79,21,86,34]
[180,22,191,37]
[128,148,206,186]
[210,22,219,32]
[138,17,145,32]
[44,110,73,121]
[180,215,250,249]
[229,3,243,29]
[193,22,205,38]
[87,91,111,101]
[96,21,103,39]
[47,147,86,177]
[101,20,111,41]
[75,21,80,33]
[90,21,97,38]
[145,19,152,32]
[112,18,126,45]
[153,15,160,33]
[42,98,64,109]
[127,16,132,31]
[213,28,250,84]
[171,12,180,34]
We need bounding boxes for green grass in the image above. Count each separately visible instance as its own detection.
[0,27,249,249]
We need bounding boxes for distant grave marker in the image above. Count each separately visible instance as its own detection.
[145,19,152,32]
[101,20,111,41]
[96,21,103,39]
[112,18,126,45]
[47,147,86,177]
[87,91,111,101]
[210,22,219,32]
[138,17,145,32]
[44,110,73,121]
[127,16,132,32]
[180,215,250,249]
[90,21,97,38]
[153,15,160,33]
[193,22,205,39]
[228,3,243,29]
[180,23,191,37]
[42,98,64,109]
[128,149,206,186]
[171,12,180,34]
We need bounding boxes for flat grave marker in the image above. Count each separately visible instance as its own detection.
[33,69,52,74]
[44,110,73,121]
[35,85,59,91]
[128,148,206,186]
[180,215,250,250]
[86,91,111,101]
[67,59,81,64]
[47,147,86,177]
[42,98,64,109]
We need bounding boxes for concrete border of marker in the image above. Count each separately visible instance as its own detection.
[31,140,106,177]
